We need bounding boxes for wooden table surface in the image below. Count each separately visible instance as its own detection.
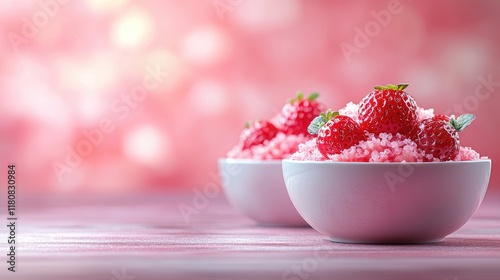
[1,190,500,280]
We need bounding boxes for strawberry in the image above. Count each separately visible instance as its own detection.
[273,92,325,136]
[409,114,475,161]
[433,114,451,122]
[308,110,367,158]
[239,120,278,150]
[358,83,418,136]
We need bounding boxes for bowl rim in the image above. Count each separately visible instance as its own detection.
[282,158,491,165]
[219,158,283,165]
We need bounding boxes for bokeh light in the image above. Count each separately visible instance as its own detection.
[111,7,154,49]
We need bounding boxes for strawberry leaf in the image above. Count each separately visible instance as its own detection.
[374,83,409,91]
[308,92,319,101]
[288,91,305,103]
[396,83,409,91]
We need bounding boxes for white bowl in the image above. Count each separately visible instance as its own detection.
[282,159,491,243]
[218,158,308,226]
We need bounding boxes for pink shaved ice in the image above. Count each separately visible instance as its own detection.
[227,101,482,162]
[455,147,481,161]
[290,103,481,162]
[227,132,311,160]
[416,107,435,121]
[291,133,425,162]
[291,134,481,162]
[338,102,360,123]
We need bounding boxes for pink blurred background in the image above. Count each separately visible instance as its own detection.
[0,0,498,193]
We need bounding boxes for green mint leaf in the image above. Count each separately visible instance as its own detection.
[308,115,326,135]
[453,114,475,132]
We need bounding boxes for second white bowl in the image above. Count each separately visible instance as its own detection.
[219,158,308,226]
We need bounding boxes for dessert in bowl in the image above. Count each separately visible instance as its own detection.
[283,83,491,243]
[220,93,325,226]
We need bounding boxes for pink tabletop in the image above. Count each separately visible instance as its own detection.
[1,191,500,280]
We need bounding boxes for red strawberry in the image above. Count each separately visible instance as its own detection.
[239,120,278,150]
[273,92,325,136]
[433,114,451,122]
[308,110,367,158]
[409,114,475,161]
[358,83,418,136]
